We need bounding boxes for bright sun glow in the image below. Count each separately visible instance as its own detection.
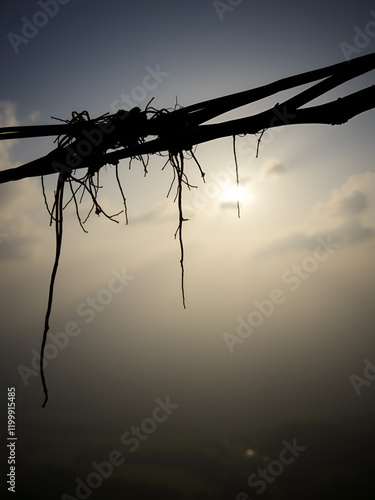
[222,184,250,203]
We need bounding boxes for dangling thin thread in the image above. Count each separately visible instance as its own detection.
[40,173,65,407]
[233,135,240,218]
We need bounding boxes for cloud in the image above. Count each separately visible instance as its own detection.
[0,101,47,261]
[313,172,375,220]
[0,235,37,260]
[0,100,40,129]
[127,199,176,224]
[220,201,238,210]
[0,177,46,261]
[338,190,369,215]
[0,101,19,171]
[256,220,375,258]
[336,218,375,244]
[28,110,40,123]
[256,230,320,256]
[261,158,287,181]
[0,100,18,128]
[256,171,375,257]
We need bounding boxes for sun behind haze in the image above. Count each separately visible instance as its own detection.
[0,1,374,498]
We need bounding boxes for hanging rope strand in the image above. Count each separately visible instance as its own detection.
[171,152,187,309]
[177,152,187,309]
[233,135,241,219]
[40,173,65,407]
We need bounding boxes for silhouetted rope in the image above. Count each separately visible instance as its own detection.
[115,162,128,225]
[232,135,240,219]
[40,173,65,407]
[170,151,188,308]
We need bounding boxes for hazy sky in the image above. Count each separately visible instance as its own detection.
[1,1,374,498]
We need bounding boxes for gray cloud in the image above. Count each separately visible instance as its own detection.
[220,201,238,210]
[255,220,375,258]
[336,219,375,245]
[261,159,287,181]
[338,190,369,215]
[0,235,37,260]
[128,202,176,224]
[257,172,375,257]
[256,231,316,256]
